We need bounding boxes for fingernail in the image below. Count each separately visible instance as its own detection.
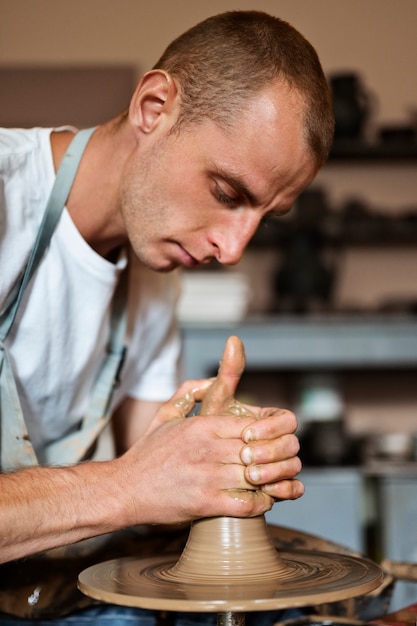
[248,465,261,482]
[243,428,256,443]
[241,446,253,464]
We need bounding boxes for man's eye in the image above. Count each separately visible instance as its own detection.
[262,208,291,223]
[215,185,240,208]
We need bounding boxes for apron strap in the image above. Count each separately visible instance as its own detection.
[0,128,96,341]
[1,127,128,471]
[37,267,129,466]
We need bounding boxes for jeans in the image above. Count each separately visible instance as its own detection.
[0,604,305,625]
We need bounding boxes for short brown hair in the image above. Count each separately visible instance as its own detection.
[153,10,334,168]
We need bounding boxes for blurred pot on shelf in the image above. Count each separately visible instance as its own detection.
[329,72,374,140]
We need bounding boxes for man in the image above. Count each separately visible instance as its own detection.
[0,9,334,625]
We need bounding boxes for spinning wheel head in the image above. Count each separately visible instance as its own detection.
[78,516,383,612]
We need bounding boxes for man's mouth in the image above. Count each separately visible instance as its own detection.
[177,244,200,268]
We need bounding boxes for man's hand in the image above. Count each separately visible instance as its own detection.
[199,335,304,503]
[117,335,303,526]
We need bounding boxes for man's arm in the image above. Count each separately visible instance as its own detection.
[111,397,165,455]
[0,457,125,563]
[0,385,253,564]
[0,342,303,564]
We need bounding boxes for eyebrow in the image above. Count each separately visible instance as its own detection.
[212,167,259,207]
[211,165,290,217]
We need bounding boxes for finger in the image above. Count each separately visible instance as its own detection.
[200,336,255,416]
[186,378,217,403]
[242,408,298,444]
[243,456,302,486]
[261,478,305,501]
[155,378,214,424]
[225,469,257,492]
[193,487,274,519]
[240,433,300,466]
[223,489,275,517]
[190,413,255,439]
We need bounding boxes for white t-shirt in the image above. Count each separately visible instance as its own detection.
[0,127,181,456]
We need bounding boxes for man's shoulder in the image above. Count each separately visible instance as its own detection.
[0,128,56,304]
[0,127,48,156]
[0,127,55,187]
[0,127,55,212]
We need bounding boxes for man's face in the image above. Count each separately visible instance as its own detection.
[120,82,317,272]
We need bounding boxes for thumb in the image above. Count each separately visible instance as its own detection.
[199,335,247,416]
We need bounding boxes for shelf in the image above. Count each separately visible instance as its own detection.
[180,315,417,379]
[329,139,417,162]
[248,223,417,248]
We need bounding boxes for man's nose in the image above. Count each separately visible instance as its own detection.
[211,214,261,265]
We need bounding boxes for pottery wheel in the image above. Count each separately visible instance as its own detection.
[79,338,383,613]
[78,516,383,613]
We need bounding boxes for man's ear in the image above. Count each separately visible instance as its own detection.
[129,70,179,135]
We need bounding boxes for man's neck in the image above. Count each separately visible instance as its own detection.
[50,119,132,261]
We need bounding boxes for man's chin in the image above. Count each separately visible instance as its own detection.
[129,248,177,272]
[142,258,179,273]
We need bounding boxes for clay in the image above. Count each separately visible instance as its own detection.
[168,517,286,581]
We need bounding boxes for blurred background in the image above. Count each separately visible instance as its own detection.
[1,0,417,611]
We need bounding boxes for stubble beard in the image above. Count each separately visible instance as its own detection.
[120,157,174,273]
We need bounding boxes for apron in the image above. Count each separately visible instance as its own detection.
[0,127,128,471]
[0,128,131,619]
